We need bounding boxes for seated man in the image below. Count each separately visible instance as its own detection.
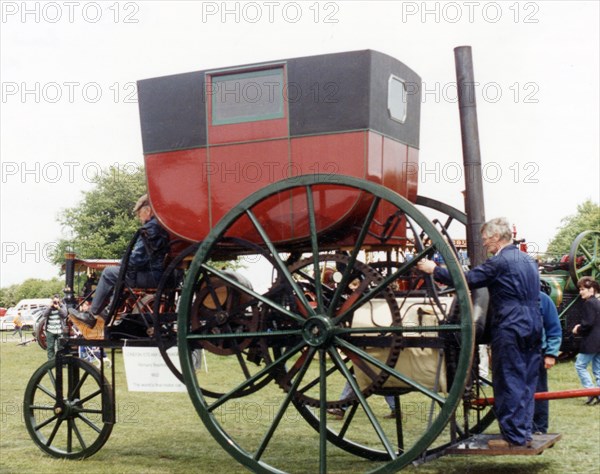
[69,194,170,329]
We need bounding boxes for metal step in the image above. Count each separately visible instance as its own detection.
[445,433,562,456]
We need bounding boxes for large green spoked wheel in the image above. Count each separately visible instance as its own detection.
[23,355,114,459]
[178,175,474,473]
[569,230,600,285]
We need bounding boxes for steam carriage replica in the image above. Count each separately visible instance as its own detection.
[23,49,597,473]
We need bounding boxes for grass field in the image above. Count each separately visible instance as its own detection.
[1,330,599,474]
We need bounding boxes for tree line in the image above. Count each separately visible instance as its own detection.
[0,278,64,308]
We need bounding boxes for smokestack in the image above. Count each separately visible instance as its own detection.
[454,46,487,266]
[64,252,76,306]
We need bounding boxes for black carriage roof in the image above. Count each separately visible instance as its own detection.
[137,50,421,154]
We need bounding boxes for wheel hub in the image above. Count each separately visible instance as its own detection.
[56,399,80,419]
[215,310,228,324]
[302,316,336,347]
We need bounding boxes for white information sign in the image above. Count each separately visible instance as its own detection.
[122,346,187,392]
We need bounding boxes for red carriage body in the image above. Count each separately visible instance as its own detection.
[137,50,421,250]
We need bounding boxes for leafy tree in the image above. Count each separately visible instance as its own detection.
[52,166,147,264]
[0,278,64,307]
[0,285,18,307]
[546,200,600,256]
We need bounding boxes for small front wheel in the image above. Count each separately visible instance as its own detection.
[24,355,114,459]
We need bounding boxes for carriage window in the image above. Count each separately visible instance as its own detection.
[211,68,285,125]
[388,75,407,123]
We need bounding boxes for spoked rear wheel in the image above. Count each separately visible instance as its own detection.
[24,355,114,459]
[178,175,473,473]
[569,230,600,284]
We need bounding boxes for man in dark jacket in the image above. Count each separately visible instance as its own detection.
[418,217,542,447]
[69,194,169,328]
[572,276,600,405]
[42,295,68,359]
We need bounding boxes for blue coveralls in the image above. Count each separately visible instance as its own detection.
[533,291,562,433]
[433,245,543,445]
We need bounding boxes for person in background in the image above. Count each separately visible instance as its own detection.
[41,295,68,359]
[572,276,600,405]
[11,311,23,340]
[533,289,562,433]
[417,217,542,448]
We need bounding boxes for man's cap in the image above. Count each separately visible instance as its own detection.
[133,194,150,212]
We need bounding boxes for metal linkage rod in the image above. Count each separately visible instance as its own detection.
[473,387,600,407]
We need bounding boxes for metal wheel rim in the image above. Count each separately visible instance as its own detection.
[178,174,474,473]
[23,356,114,459]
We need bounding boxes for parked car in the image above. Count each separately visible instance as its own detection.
[0,312,36,332]
[20,311,37,330]
[0,315,16,331]
[4,299,52,319]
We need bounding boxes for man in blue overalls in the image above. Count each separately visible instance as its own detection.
[418,217,542,447]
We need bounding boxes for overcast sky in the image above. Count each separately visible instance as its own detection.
[1,0,599,288]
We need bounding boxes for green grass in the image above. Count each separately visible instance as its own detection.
[1,331,599,474]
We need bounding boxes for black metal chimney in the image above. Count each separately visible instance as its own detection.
[454,46,487,266]
[64,252,76,307]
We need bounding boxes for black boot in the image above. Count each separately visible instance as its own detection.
[592,396,600,406]
[68,308,97,329]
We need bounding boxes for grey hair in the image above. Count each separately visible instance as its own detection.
[481,217,513,242]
